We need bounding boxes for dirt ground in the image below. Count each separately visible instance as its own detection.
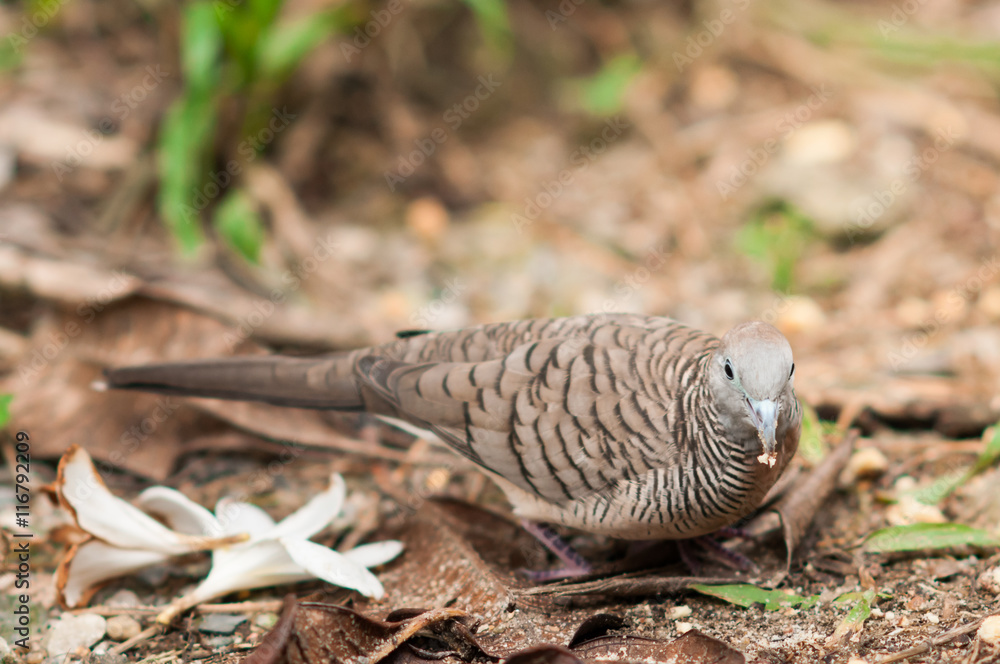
[1,0,1000,662]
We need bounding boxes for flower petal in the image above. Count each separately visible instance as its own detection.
[57,539,171,608]
[268,474,346,541]
[193,540,308,599]
[283,538,386,599]
[56,445,245,554]
[137,486,221,536]
[214,498,277,538]
[343,541,404,569]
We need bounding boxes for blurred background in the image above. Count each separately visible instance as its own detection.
[1,0,1000,469]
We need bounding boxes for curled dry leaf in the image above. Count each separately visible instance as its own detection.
[240,599,745,664]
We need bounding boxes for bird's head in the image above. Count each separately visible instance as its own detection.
[710,321,795,467]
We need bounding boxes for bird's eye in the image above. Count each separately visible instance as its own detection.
[789,363,795,379]
[724,359,734,380]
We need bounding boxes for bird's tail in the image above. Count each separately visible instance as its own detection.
[99,355,364,410]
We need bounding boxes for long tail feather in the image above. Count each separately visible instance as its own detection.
[102,356,363,410]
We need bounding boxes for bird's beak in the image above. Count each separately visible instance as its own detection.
[746,397,779,467]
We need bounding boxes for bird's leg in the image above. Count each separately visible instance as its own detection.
[677,528,756,572]
[519,520,593,582]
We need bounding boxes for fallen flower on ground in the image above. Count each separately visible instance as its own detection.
[52,445,403,621]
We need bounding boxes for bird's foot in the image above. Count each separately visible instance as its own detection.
[678,530,756,573]
[519,520,593,582]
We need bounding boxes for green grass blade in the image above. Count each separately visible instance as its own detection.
[691,584,819,612]
[0,394,13,429]
[157,93,216,254]
[257,10,346,80]
[579,54,641,116]
[864,523,1000,553]
[182,2,223,93]
[213,189,264,263]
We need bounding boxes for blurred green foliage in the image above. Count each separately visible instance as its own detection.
[574,53,641,116]
[739,201,817,293]
[0,393,11,429]
[158,0,351,259]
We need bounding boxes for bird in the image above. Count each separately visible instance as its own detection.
[101,314,801,576]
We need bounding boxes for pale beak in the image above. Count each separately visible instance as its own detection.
[746,397,779,466]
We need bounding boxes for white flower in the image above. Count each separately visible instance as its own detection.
[55,445,248,608]
[53,445,403,622]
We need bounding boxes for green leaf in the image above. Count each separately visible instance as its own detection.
[257,11,345,80]
[797,403,828,465]
[461,0,513,57]
[827,589,876,644]
[864,523,1000,553]
[691,584,820,612]
[157,92,216,254]
[908,424,1000,505]
[213,189,265,263]
[738,201,816,293]
[578,54,641,116]
[0,394,13,429]
[181,2,223,92]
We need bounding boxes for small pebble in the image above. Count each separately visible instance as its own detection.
[105,615,142,642]
[978,567,1000,595]
[254,612,279,629]
[44,614,107,656]
[105,590,141,608]
[839,447,889,487]
[846,658,870,664]
[25,651,45,664]
[924,612,940,624]
[675,622,693,634]
[978,615,1000,646]
[667,605,692,620]
[199,613,247,635]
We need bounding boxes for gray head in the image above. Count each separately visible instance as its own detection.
[708,321,795,464]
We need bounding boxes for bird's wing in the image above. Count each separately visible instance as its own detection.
[357,335,679,504]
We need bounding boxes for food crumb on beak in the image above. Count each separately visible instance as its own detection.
[757,451,777,467]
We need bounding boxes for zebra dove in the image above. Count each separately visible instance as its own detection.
[102,314,800,546]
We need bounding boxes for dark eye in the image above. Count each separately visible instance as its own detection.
[789,363,795,379]
[724,360,734,380]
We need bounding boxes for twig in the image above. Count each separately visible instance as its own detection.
[197,599,284,614]
[68,606,161,616]
[109,624,165,655]
[876,615,993,663]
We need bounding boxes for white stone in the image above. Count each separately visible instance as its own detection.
[44,614,106,656]
[978,567,1000,595]
[978,615,1000,646]
[667,605,692,620]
